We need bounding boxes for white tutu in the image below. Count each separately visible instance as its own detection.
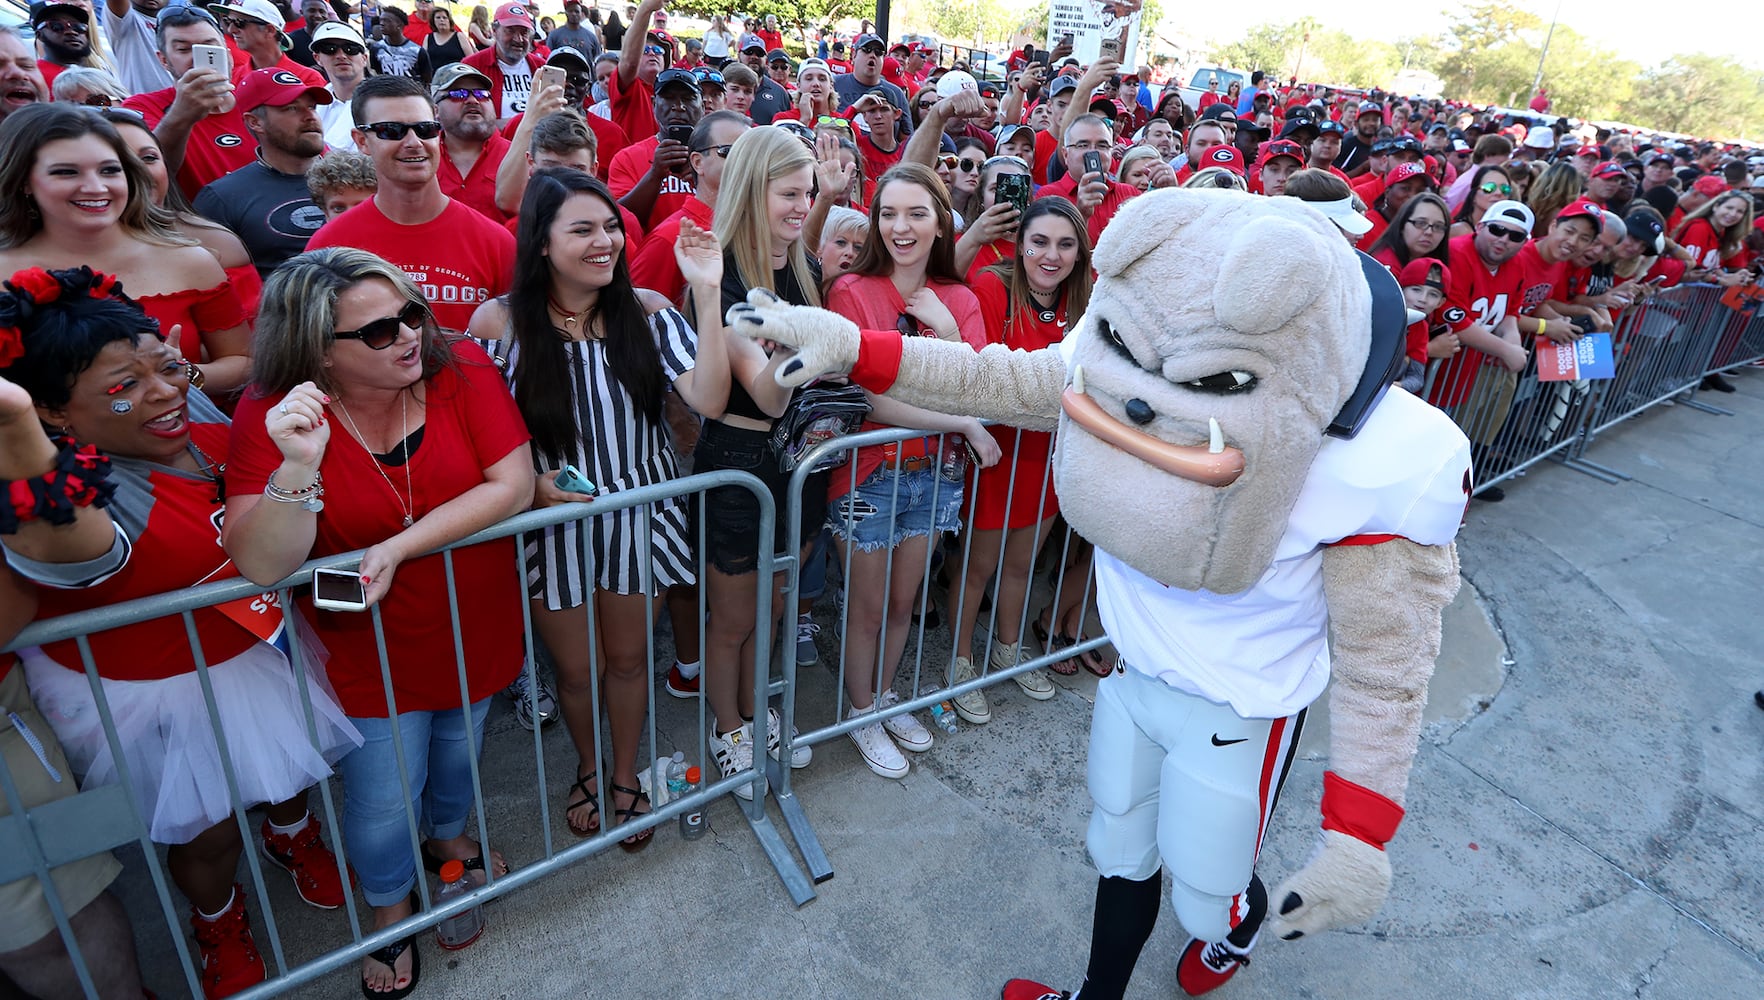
[20,633,363,846]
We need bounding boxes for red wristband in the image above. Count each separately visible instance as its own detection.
[848,327,906,394]
[1319,770,1405,850]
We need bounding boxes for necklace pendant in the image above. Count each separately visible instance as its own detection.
[401,514,414,528]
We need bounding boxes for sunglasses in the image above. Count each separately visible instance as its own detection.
[313,42,366,57]
[219,15,268,29]
[693,69,724,85]
[692,142,733,158]
[157,3,218,24]
[360,120,444,141]
[439,88,492,101]
[936,154,960,169]
[1477,181,1513,195]
[1483,223,1529,243]
[643,44,667,56]
[815,115,851,130]
[334,302,429,349]
[896,313,922,338]
[80,93,114,108]
[39,18,89,33]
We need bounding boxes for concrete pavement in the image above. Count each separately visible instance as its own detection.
[112,372,1764,999]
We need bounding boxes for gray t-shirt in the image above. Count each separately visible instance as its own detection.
[546,25,601,61]
[193,161,327,277]
[833,74,907,116]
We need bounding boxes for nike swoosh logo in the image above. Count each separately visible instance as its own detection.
[1211,734,1249,747]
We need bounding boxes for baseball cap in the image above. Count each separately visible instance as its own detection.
[854,33,886,52]
[1237,116,1272,135]
[1450,138,1471,153]
[996,123,1033,146]
[546,46,590,71]
[1523,124,1556,149]
[1482,200,1535,232]
[766,48,790,65]
[1311,195,1373,236]
[235,67,332,110]
[1554,199,1602,226]
[1623,210,1665,254]
[430,62,493,96]
[215,0,284,30]
[1691,175,1728,196]
[310,21,366,48]
[850,91,895,113]
[1046,75,1079,98]
[1384,161,1434,189]
[1396,258,1451,290]
[975,79,1002,99]
[739,34,765,52]
[1197,103,1238,126]
[797,57,830,76]
[1278,117,1318,141]
[1591,161,1626,180]
[1574,144,1601,159]
[28,1,86,26]
[1255,139,1307,168]
[492,2,534,29]
[1316,120,1345,136]
[1387,135,1423,155]
[654,67,701,95]
[1202,144,1246,176]
[935,70,978,98]
[1356,100,1382,117]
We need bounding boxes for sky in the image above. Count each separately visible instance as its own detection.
[1152,0,1753,70]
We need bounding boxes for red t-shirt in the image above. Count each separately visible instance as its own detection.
[307,197,515,331]
[499,109,628,179]
[825,272,986,499]
[855,128,905,184]
[968,270,1061,530]
[225,344,529,717]
[964,237,1012,285]
[627,196,712,304]
[607,134,696,230]
[123,88,256,201]
[607,69,657,159]
[1036,173,1140,246]
[34,420,257,682]
[1676,219,1723,269]
[1032,129,1059,183]
[1431,233,1525,407]
[1513,240,1572,316]
[438,131,513,223]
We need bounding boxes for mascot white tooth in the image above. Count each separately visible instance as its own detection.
[730,190,1472,999]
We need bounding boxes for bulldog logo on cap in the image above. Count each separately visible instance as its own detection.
[272,71,302,85]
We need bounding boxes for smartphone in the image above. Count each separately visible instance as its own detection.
[1083,150,1105,179]
[1032,51,1051,68]
[995,172,1031,217]
[191,43,228,74]
[312,567,369,612]
[536,64,567,94]
[555,464,598,495]
[1646,275,1668,286]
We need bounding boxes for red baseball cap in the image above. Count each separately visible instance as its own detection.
[1592,161,1626,180]
[234,68,333,111]
[1202,144,1246,176]
[1554,199,1601,225]
[1396,258,1452,291]
[1691,175,1727,196]
[1254,139,1307,168]
[1574,144,1601,159]
[1384,161,1435,189]
[493,2,535,29]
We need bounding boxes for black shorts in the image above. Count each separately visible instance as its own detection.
[692,420,829,576]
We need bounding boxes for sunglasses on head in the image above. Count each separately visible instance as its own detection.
[80,93,114,108]
[360,120,444,141]
[693,69,724,85]
[334,302,429,349]
[1483,223,1528,243]
[313,42,366,57]
[440,88,492,101]
[1478,181,1512,195]
[815,115,851,131]
[157,3,218,24]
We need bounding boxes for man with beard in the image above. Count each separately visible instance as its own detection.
[606,66,701,228]
[495,46,628,180]
[102,0,175,94]
[430,63,513,222]
[213,0,324,83]
[370,6,433,86]
[1337,99,1383,176]
[462,2,542,123]
[0,26,48,122]
[735,36,790,123]
[27,2,92,91]
[193,68,330,276]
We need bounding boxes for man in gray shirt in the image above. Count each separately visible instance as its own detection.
[833,32,907,116]
[193,69,329,276]
[546,2,600,61]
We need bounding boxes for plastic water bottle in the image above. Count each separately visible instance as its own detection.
[929,700,959,735]
[434,860,484,950]
[679,766,707,840]
[665,751,689,800]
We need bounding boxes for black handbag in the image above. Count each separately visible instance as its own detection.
[770,381,871,472]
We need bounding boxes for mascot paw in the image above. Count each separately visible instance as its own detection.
[724,288,862,388]
[1268,829,1393,940]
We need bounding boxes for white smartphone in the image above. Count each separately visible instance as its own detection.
[536,64,567,93]
[191,43,228,74]
[311,567,369,612]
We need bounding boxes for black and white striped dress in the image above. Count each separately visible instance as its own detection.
[479,307,699,606]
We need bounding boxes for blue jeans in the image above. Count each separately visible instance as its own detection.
[339,699,491,907]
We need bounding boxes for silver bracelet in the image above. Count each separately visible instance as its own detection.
[264,472,324,513]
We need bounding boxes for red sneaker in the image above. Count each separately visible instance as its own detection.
[190,888,265,1000]
[1000,979,1070,1000]
[1175,933,1256,996]
[260,816,354,909]
[664,663,700,699]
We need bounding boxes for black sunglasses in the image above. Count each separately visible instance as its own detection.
[157,3,219,24]
[360,120,444,141]
[692,143,733,158]
[313,42,366,57]
[334,302,429,349]
[1483,223,1529,243]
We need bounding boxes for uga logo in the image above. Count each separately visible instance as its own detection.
[1442,306,1466,324]
[215,133,244,147]
[507,3,527,15]
[271,70,303,85]
[1208,147,1235,163]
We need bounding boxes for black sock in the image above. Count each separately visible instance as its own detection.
[1075,872,1162,1000]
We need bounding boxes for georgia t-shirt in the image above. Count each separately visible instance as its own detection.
[499,58,533,120]
[306,197,515,331]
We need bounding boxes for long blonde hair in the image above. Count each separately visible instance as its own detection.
[1525,161,1584,237]
[1673,191,1753,261]
[713,127,820,307]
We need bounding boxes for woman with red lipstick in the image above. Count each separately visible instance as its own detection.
[0,105,253,397]
[0,265,359,1000]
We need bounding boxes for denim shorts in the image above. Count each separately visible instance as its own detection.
[826,466,964,551]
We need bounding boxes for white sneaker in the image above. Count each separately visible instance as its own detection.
[948,656,991,724]
[847,706,909,779]
[709,723,764,801]
[763,706,812,769]
[878,690,934,752]
[996,640,1055,701]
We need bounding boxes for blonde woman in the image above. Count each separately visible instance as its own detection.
[1526,161,1584,237]
[468,4,492,49]
[1672,191,1754,271]
[1116,144,1163,190]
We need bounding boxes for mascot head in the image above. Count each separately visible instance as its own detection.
[1054,190,1371,594]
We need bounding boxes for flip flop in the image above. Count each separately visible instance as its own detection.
[360,935,419,1000]
[420,844,507,882]
[1032,617,1081,676]
[1073,634,1113,679]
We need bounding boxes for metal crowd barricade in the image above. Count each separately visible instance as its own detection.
[768,424,1107,883]
[1,470,810,1000]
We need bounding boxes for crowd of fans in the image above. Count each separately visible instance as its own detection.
[0,2,1761,998]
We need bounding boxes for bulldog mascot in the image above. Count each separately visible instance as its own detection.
[730,190,1472,998]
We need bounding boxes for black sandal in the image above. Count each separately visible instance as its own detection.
[610,782,654,853]
[1032,617,1080,676]
[562,770,601,838]
[419,844,506,881]
[360,935,419,1000]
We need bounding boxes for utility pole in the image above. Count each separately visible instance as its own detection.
[1531,0,1563,99]
[877,0,891,45]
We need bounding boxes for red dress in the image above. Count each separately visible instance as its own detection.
[968,271,1062,530]
[136,280,245,367]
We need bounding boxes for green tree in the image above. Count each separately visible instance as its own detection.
[1213,19,1312,76]
[1436,1,1542,104]
[1531,27,1638,121]
[1624,54,1764,139]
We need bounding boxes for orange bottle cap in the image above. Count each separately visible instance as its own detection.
[439,859,466,883]
[685,766,701,782]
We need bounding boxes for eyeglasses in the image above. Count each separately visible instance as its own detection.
[692,143,733,158]
[360,120,444,141]
[1483,223,1529,243]
[440,88,492,101]
[80,93,114,108]
[1477,181,1513,195]
[1406,219,1447,235]
[313,43,366,57]
[334,302,429,349]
